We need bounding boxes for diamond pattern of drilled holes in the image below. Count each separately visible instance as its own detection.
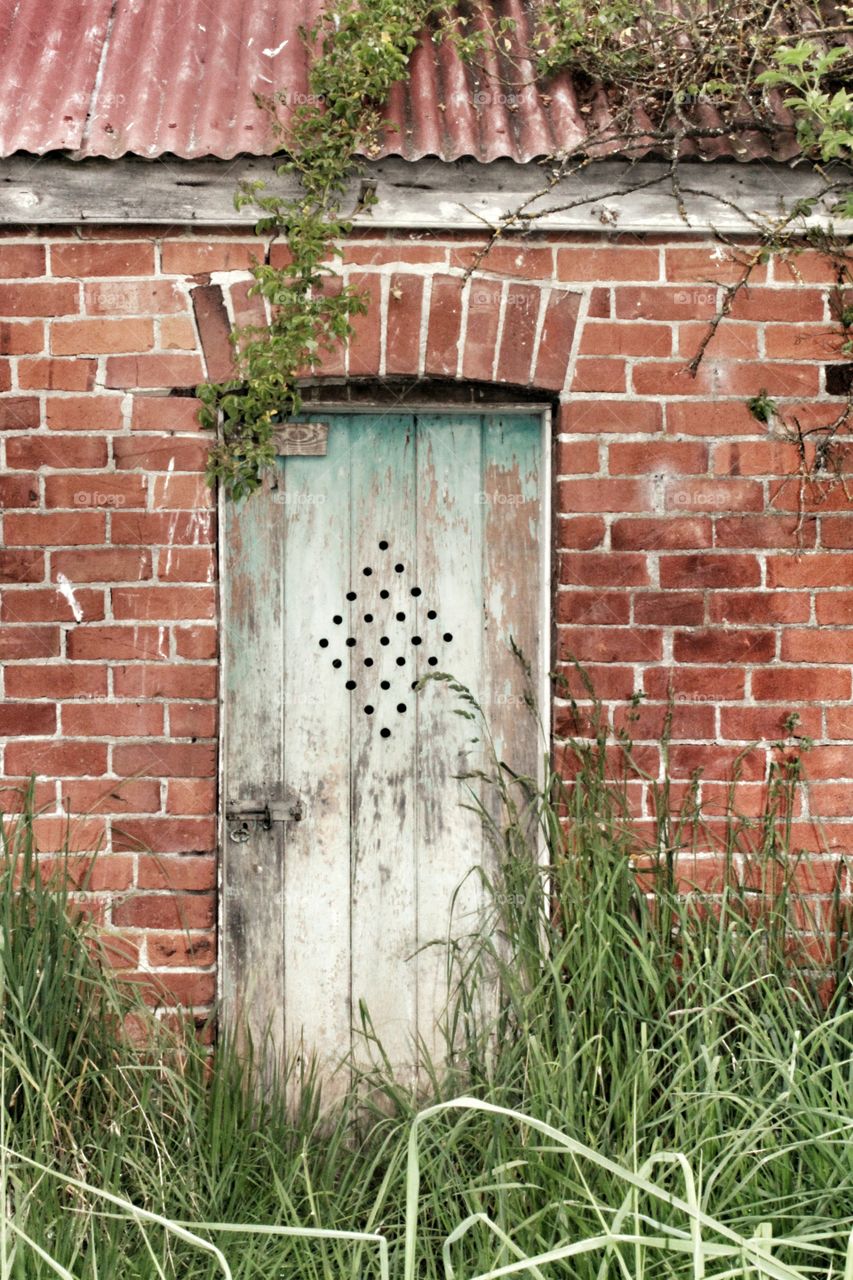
[316,540,453,739]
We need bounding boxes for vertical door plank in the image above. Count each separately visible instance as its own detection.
[348,414,419,1077]
[414,414,486,1065]
[281,419,353,1088]
[222,471,286,1061]
[481,414,543,781]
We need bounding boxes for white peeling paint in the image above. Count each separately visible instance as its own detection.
[262,39,288,57]
[56,573,83,623]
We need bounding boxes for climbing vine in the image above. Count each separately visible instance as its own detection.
[199,0,853,501]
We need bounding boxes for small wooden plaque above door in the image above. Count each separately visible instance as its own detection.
[273,422,329,456]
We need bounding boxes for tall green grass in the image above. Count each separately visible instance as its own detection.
[2,682,853,1279]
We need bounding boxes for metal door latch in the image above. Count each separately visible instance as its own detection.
[225,799,303,842]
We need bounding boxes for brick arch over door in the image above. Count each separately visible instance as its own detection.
[191,275,584,393]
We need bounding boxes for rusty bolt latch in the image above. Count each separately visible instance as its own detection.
[225,799,303,842]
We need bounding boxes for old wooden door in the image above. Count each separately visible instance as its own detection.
[221,409,548,1082]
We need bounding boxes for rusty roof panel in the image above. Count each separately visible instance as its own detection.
[0,0,114,155]
[0,0,801,163]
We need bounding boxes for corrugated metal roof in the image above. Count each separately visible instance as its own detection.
[0,0,801,163]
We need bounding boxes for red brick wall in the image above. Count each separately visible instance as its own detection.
[0,226,850,1017]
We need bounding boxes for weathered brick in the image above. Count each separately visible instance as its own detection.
[113,435,209,472]
[161,240,259,274]
[608,441,707,474]
[0,702,57,734]
[633,591,705,625]
[104,354,204,389]
[385,274,424,376]
[558,479,651,512]
[5,512,106,545]
[556,516,606,549]
[112,892,215,928]
[424,275,464,378]
[709,591,810,624]
[131,397,203,432]
[5,434,108,469]
[60,778,162,814]
[346,273,382,376]
[84,281,187,315]
[462,278,502,382]
[66,625,167,661]
[674,629,776,664]
[0,320,43,354]
[44,473,146,510]
[51,318,154,355]
[166,778,217,814]
[51,241,155,277]
[0,283,78,316]
[559,551,649,587]
[571,358,627,393]
[137,854,216,890]
[0,549,45,582]
[18,359,95,391]
[753,668,850,701]
[112,741,216,778]
[174,626,217,659]
[51,548,152,582]
[660,554,760,589]
[148,931,216,967]
[579,321,672,357]
[557,246,660,281]
[112,586,215,621]
[62,702,165,737]
[767,554,853,588]
[113,664,217,700]
[611,518,713,550]
[0,474,39,507]
[616,286,719,321]
[2,587,104,623]
[558,626,662,663]
[112,817,215,854]
[5,665,106,698]
[45,396,124,432]
[5,741,107,777]
[0,626,60,659]
[558,400,662,434]
[0,244,46,277]
[533,289,581,389]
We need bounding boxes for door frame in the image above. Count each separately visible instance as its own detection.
[216,401,554,1016]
